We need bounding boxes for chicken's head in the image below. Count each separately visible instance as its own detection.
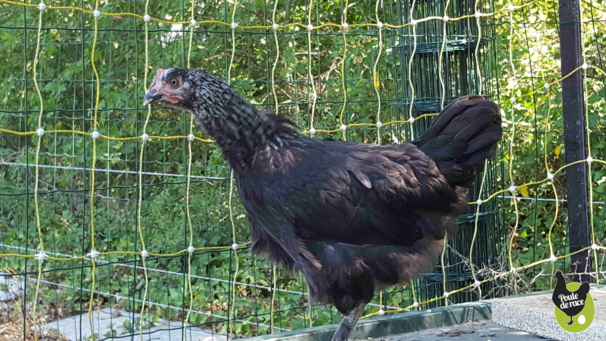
[143,68,232,116]
[142,68,197,111]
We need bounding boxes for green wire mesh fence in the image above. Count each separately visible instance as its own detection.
[0,0,605,340]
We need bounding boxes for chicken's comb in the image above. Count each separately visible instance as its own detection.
[155,68,164,79]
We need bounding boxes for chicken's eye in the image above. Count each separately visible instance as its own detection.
[169,79,179,87]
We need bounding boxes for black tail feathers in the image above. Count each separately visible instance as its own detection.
[413,96,502,187]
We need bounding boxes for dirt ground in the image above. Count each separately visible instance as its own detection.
[0,300,67,341]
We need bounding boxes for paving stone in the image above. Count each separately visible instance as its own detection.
[45,307,226,341]
[0,272,24,302]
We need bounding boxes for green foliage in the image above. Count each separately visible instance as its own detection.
[0,0,605,338]
[492,0,606,287]
[0,1,391,336]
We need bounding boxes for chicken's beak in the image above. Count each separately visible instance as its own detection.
[143,92,163,106]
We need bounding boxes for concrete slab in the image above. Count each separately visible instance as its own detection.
[245,301,492,341]
[40,287,604,341]
[366,321,545,341]
[492,287,606,341]
[45,308,226,341]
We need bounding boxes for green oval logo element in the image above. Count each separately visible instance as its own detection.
[553,281,595,333]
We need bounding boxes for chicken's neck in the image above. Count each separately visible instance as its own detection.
[192,90,299,172]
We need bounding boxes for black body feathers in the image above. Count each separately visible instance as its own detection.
[227,93,501,314]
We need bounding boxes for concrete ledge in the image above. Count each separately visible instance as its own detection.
[492,286,606,341]
[244,301,491,341]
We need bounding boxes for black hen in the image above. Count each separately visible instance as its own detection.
[552,270,590,325]
[143,68,503,340]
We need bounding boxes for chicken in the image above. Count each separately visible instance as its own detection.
[552,270,590,325]
[143,68,503,340]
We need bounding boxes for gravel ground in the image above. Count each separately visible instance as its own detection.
[364,321,551,341]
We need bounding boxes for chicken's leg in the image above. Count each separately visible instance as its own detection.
[568,316,574,325]
[331,303,366,341]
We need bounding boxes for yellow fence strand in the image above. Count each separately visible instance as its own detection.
[30,5,45,341]
[87,0,102,337]
[406,0,418,140]
[183,0,198,338]
[372,0,384,144]
[0,0,537,30]
[227,1,240,336]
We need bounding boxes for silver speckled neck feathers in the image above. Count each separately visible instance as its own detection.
[181,68,300,171]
